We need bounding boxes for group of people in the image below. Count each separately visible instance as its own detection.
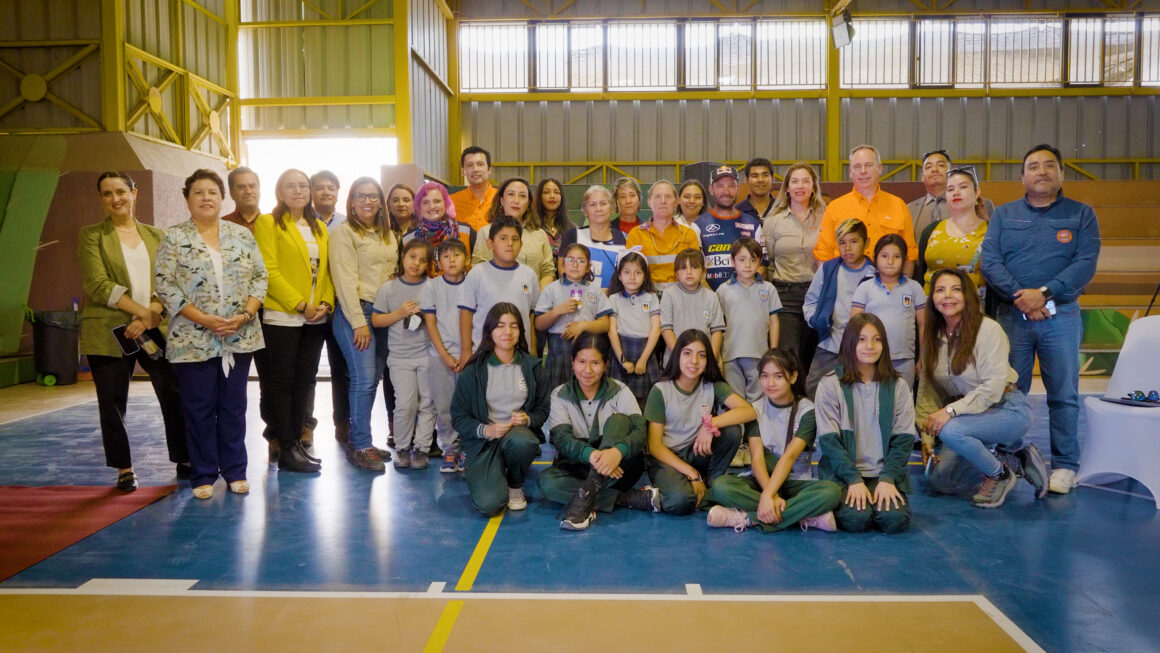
[77,140,1099,534]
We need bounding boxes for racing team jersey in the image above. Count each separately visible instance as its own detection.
[693,208,766,290]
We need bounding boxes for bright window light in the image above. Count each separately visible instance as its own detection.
[242,137,398,214]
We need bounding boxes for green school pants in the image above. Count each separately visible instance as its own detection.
[538,414,645,512]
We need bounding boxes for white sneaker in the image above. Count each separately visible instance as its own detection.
[507,486,528,511]
[800,510,837,532]
[1049,468,1077,494]
[706,506,750,532]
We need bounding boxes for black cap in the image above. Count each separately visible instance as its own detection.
[710,165,738,183]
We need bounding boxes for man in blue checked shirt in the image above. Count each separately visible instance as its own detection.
[981,143,1101,496]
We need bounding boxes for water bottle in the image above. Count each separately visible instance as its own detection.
[570,287,583,310]
[135,332,163,360]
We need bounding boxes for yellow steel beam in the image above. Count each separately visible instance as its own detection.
[100,0,126,131]
[170,0,189,148]
[393,0,412,164]
[181,0,227,26]
[240,95,396,106]
[0,39,100,48]
[446,9,462,183]
[225,0,240,163]
[41,44,99,83]
[411,48,453,96]
[347,0,382,19]
[238,19,394,28]
[44,90,102,129]
[460,89,826,102]
[0,127,101,134]
[300,0,334,20]
[824,15,841,181]
[242,127,399,138]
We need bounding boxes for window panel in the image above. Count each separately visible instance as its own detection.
[535,23,569,89]
[989,18,1062,87]
[1144,16,1160,86]
[607,22,677,90]
[459,22,528,92]
[685,21,717,88]
[570,24,604,91]
[718,21,753,89]
[755,19,826,89]
[840,19,910,88]
[954,20,987,87]
[917,19,953,86]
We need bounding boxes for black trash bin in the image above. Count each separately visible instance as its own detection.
[31,310,80,386]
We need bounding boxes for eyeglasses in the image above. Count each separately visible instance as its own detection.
[352,193,381,203]
[922,149,951,166]
[1124,390,1160,403]
[948,166,978,182]
[563,257,589,265]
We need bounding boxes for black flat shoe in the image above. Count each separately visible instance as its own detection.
[116,471,138,492]
[175,463,193,479]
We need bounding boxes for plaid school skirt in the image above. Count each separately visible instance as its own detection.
[611,335,660,401]
[545,333,575,392]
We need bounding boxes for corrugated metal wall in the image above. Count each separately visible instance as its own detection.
[462,95,1158,182]
[239,0,396,132]
[409,0,450,179]
[457,0,1157,19]
[0,0,102,131]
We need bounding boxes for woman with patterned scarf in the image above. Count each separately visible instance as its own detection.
[405,180,476,277]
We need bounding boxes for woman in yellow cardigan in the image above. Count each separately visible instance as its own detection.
[253,169,335,473]
[79,171,190,491]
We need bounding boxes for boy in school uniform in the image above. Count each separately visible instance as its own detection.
[421,238,471,472]
[716,236,782,403]
[458,216,543,358]
[659,248,726,363]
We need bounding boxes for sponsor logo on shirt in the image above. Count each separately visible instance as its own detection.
[518,378,527,391]
[703,223,722,233]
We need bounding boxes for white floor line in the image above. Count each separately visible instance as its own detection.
[1078,483,1157,504]
[426,582,446,595]
[972,596,1046,653]
[684,583,702,596]
[76,578,198,593]
[0,400,96,427]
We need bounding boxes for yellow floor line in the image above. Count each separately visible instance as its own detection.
[423,512,505,651]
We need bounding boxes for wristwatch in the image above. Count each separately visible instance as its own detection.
[1038,285,1053,300]
[945,406,957,418]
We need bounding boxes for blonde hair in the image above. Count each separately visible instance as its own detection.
[771,162,825,216]
[835,218,868,243]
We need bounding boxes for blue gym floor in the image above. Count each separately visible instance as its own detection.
[1,384,1157,651]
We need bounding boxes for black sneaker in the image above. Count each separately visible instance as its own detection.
[278,444,321,473]
[559,480,601,531]
[1015,444,1049,499]
[971,466,1017,508]
[616,486,662,513]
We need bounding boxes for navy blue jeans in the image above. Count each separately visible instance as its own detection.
[997,301,1082,470]
[172,353,252,488]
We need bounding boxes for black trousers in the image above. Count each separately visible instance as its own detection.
[303,325,351,431]
[88,332,188,470]
[254,323,328,448]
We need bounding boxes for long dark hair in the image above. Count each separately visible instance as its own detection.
[837,313,899,385]
[922,268,983,382]
[397,237,433,278]
[758,347,806,401]
[676,179,706,219]
[659,329,724,384]
[534,178,571,239]
[488,177,541,230]
[97,171,135,191]
[466,302,528,365]
[345,176,395,242]
[272,168,321,236]
[607,251,657,296]
[571,332,611,365]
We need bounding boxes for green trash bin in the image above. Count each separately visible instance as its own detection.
[31,310,80,386]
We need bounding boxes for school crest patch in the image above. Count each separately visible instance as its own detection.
[518,377,527,391]
[642,301,651,311]
[759,289,770,303]
[703,309,711,320]
[587,291,598,304]
[1056,229,1073,244]
[902,295,912,307]
[522,283,530,294]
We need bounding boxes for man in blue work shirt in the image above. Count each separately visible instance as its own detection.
[981,143,1100,495]
[695,165,766,290]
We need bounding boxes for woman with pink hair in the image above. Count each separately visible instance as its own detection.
[405,180,476,276]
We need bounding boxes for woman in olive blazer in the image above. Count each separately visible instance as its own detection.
[78,172,188,491]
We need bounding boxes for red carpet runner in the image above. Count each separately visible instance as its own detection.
[0,485,176,582]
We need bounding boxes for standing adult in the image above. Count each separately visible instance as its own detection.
[919,167,989,295]
[908,150,994,243]
[675,179,707,239]
[625,180,699,291]
[611,177,643,236]
[534,177,572,262]
[472,177,556,288]
[981,144,1101,495]
[814,145,917,277]
[79,171,189,491]
[253,169,334,474]
[311,170,345,227]
[762,162,826,372]
[301,169,344,447]
[559,185,627,289]
[222,166,264,233]
[694,165,765,290]
[450,146,497,232]
[406,180,476,276]
[154,169,267,499]
[737,157,776,220]
[388,183,416,240]
[329,177,400,471]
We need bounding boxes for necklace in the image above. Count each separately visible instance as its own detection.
[642,219,686,256]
